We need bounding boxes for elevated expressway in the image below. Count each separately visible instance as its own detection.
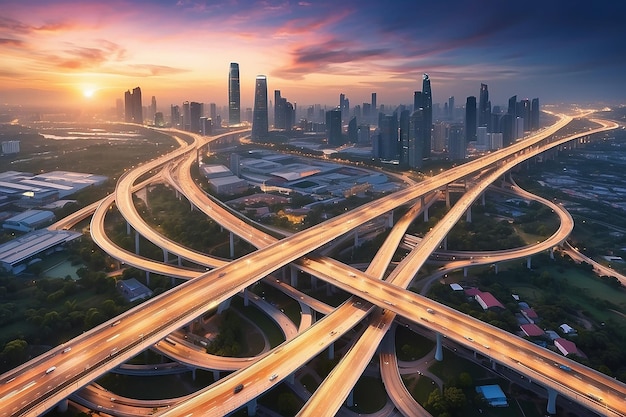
[2,116,625,416]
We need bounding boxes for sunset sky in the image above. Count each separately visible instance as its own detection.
[1,0,625,112]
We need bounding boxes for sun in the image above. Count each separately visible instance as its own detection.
[83,89,95,98]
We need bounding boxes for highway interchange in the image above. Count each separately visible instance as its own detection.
[1,113,625,417]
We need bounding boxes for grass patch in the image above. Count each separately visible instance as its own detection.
[395,325,435,361]
[231,297,285,348]
[96,369,215,399]
[350,375,387,413]
[428,350,490,385]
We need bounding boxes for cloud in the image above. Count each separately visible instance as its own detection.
[125,64,189,77]
[0,38,23,46]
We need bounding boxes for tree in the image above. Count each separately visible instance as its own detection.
[444,386,466,410]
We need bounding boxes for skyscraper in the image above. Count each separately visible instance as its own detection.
[251,75,268,141]
[408,109,425,169]
[124,86,142,124]
[448,124,465,161]
[531,98,540,130]
[448,96,455,120]
[422,74,432,159]
[326,108,342,146]
[228,63,241,126]
[465,96,477,143]
[478,83,490,128]
[190,102,203,133]
[182,101,191,131]
[378,113,399,161]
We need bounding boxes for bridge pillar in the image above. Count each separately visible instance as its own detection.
[178,256,182,266]
[550,248,554,260]
[466,206,472,223]
[311,275,317,290]
[56,398,68,413]
[443,237,448,251]
[491,360,497,371]
[287,373,295,385]
[526,256,532,269]
[213,370,220,380]
[546,387,558,415]
[217,299,231,313]
[163,248,168,263]
[135,231,140,254]
[190,367,196,381]
[290,267,298,287]
[145,271,150,286]
[445,184,451,208]
[435,333,443,361]
[346,389,354,407]
[229,232,235,259]
[423,206,429,222]
[463,267,468,277]
[126,221,131,235]
[171,276,175,286]
[246,398,257,416]
[388,211,394,228]
[481,192,486,206]
[494,263,499,274]
[328,342,334,360]
[243,288,249,306]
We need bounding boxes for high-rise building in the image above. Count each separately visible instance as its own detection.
[209,103,217,124]
[413,91,423,112]
[251,75,268,141]
[124,87,143,124]
[371,93,377,113]
[531,98,540,130]
[448,124,465,161]
[478,83,490,129]
[408,109,425,169]
[519,99,531,131]
[326,108,342,146]
[507,95,517,118]
[228,63,241,126]
[465,96,477,143]
[347,117,357,143]
[274,90,294,130]
[378,113,399,161]
[182,101,191,131]
[422,74,432,159]
[150,96,157,123]
[190,102,203,133]
[170,105,180,127]
[448,96,455,120]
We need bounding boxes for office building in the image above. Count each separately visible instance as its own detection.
[190,102,203,133]
[478,83,490,129]
[274,90,294,130]
[408,109,425,169]
[531,98,540,130]
[399,109,410,166]
[326,108,343,146]
[228,63,241,126]
[182,101,191,131]
[465,96,477,142]
[170,105,180,127]
[448,123,465,161]
[448,96,455,120]
[251,75,268,141]
[124,86,142,124]
[422,73,432,159]
[378,113,399,161]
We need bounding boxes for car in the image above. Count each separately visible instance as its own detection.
[426,308,434,314]
[234,384,244,393]
[558,364,572,372]
[45,366,56,375]
[62,347,72,353]
[465,336,474,342]
[269,373,278,381]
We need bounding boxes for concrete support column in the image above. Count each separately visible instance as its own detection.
[346,389,354,407]
[550,248,554,260]
[443,237,448,251]
[445,184,451,208]
[229,232,235,259]
[388,211,393,228]
[178,256,182,266]
[243,288,249,307]
[145,271,150,286]
[422,196,429,222]
[191,367,196,381]
[217,299,231,313]
[246,398,257,416]
[56,398,69,413]
[311,275,317,290]
[546,387,558,415]
[213,370,220,380]
[135,232,140,254]
[435,332,443,361]
[527,256,532,269]
[290,267,298,287]
[494,263,499,274]
[463,267,468,277]
[163,248,168,263]
[126,222,131,235]
[466,206,472,223]
[287,373,295,385]
[328,342,334,360]
[424,206,429,222]
[170,276,175,286]
[481,192,486,206]
[491,360,497,371]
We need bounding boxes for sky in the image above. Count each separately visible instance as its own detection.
[1,0,625,112]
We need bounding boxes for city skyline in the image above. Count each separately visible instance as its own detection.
[1,0,625,110]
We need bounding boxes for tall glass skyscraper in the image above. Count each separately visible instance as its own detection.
[228,63,240,126]
[478,83,490,128]
[251,75,268,141]
[124,86,143,124]
[465,96,477,142]
[422,74,432,159]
